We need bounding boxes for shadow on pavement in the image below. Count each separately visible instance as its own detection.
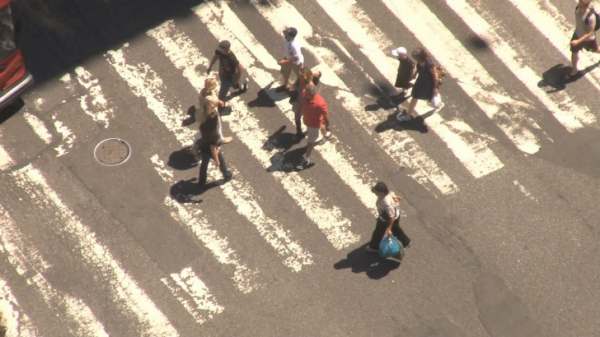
[538,61,600,93]
[14,0,209,86]
[375,111,429,134]
[334,244,401,279]
[168,147,198,171]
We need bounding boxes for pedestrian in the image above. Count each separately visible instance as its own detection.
[366,182,411,253]
[197,77,232,144]
[292,67,323,138]
[569,0,600,77]
[391,46,415,96]
[296,82,330,170]
[196,136,233,189]
[278,27,304,92]
[206,40,248,103]
[396,47,442,122]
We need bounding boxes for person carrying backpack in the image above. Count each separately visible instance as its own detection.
[366,182,411,253]
[569,0,600,77]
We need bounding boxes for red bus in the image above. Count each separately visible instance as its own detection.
[0,0,32,110]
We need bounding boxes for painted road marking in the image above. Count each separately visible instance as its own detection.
[248,0,458,196]
[316,0,504,178]
[0,202,109,337]
[505,0,600,95]
[191,8,362,248]
[381,0,548,155]
[107,46,315,271]
[12,165,180,337]
[74,67,115,128]
[23,111,52,145]
[202,1,380,216]
[150,155,260,293]
[160,267,224,325]
[448,0,595,132]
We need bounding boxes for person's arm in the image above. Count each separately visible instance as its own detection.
[432,65,441,92]
[321,102,330,131]
[210,145,220,167]
[385,209,395,235]
[572,13,596,46]
[207,54,217,74]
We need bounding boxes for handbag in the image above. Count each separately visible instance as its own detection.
[378,233,403,258]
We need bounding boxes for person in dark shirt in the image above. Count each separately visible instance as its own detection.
[207,40,248,102]
[397,47,441,121]
[196,137,232,188]
[391,47,415,96]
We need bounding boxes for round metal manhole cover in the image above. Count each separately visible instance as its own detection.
[93,138,132,166]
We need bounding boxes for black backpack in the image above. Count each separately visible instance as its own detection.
[582,6,600,31]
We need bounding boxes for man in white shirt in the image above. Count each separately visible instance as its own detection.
[278,27,304,92]
[570,0,600,77]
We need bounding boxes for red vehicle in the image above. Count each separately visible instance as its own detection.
[0,0,32,110]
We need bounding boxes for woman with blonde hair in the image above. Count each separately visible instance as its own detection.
[197,77,231,145]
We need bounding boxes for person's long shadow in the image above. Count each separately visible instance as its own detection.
[248,81,288,108]
[364,81,407,111]
[334,244,401,279]
[168,147,198,170]
[374,109,432,134]
[263,125,308,172]
[539,61,600,93]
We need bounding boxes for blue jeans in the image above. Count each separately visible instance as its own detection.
[198,148,231,186]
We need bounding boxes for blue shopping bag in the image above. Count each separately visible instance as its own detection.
[378,234,403,258]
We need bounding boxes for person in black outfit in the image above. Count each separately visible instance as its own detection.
[366,182,411,253]
[196,136,232,188]
[391,46,415,96]
[397,47,440,122]
[207,40,248,103]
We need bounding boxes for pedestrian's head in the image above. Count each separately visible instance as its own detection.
[371,181,390,196]
[302,68,314,83]
[391,46,408,60]
[217,40,231,53]
[411,47,431,64]
[304,82,318,98]
[283,27,298,41]
[204,77,218,92]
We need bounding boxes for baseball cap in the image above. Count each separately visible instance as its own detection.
[391,46,407,57]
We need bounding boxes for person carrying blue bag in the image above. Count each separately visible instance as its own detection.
[366,182,411,257]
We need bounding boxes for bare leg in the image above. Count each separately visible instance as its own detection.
[406,97,418,118]
[570,51,579,76]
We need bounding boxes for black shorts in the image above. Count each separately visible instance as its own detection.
[570,33,599,53]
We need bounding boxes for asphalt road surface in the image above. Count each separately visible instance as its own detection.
[1,0,600,336]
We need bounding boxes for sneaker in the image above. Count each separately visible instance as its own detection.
[396,113,412,122]
[223,172,233,182]
[295,158,314,170]
[295,131,305,140]
[365,246,378,253]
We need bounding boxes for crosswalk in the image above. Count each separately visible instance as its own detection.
[0,0,598,335]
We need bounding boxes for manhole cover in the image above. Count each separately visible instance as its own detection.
[93,138,131,166]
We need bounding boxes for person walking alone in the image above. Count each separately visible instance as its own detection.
[296,82,330,170]
[278,27,304,92]
[207,40,248,103]
[366,182,411,253]
[396,47,442,122]
[569,0,600,78]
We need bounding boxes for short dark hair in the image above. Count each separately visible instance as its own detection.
[218,40,231,51]
[285,27,298,38]
[371,181,389,195]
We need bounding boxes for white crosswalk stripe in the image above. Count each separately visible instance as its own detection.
[316,0,504,179]
[11,165,180,337]
[0,0,593,331]
[506,0,600,93]
[382,0,549,155]
[200,1,381,216]
[0,202,109,337]
[247,0,459,196]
